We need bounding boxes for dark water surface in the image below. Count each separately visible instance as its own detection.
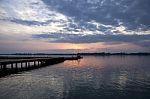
[0,56,150,99]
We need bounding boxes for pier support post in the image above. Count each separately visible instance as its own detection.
[34,61,36,66]
[15,63,17,71]
[28,62,30,68]
[38,61,40,66]
[11,63,13,71]
[41,61,42,65]
[21,63,23,69]
[25,62,27,69]
[0,65,1,70]
[3,64,7,72]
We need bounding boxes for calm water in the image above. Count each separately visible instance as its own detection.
[0,56,150,99]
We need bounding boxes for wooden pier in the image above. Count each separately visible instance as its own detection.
[0,56,82,77]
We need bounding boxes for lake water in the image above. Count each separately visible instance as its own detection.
[0,56,150,99]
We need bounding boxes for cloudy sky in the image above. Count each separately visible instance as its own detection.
[0,0,150,53]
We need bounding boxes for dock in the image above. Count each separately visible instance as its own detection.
[0,56,82,77]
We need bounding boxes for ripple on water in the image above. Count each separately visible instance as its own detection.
[0,56,150,99]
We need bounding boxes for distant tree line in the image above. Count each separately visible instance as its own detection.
[0,52,150,56]
[78,52,150,56]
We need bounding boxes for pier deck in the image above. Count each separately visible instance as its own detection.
[0,56,82,77]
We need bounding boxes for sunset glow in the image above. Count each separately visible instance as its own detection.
[0,0,150,53]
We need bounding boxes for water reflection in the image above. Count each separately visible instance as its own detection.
[0,56,150,99]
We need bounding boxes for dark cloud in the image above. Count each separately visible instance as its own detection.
[1,18,67,26]
[42,0,150,31]
[9,19,52,26]
[32,33,150,48]
[3,0,150,34]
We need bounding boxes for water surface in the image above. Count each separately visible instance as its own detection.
[0,56,150,99]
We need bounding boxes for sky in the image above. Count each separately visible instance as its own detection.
[0,0,150,53]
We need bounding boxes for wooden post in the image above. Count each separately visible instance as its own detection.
[28,62,30,68]
[0,65,2,70]
[11,63,13,70]
[38,61,40,66]
[3,64,7,72]
[0,64,2,70]
[33,62,35,67]
[41,61,43,66]
[15,63,17,71]
[21,62,23,69]
[41,61,44,66]
[25,62,27,69]
[34,61,36,67]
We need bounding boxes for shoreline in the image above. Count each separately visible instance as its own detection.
[0,52,150,56]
